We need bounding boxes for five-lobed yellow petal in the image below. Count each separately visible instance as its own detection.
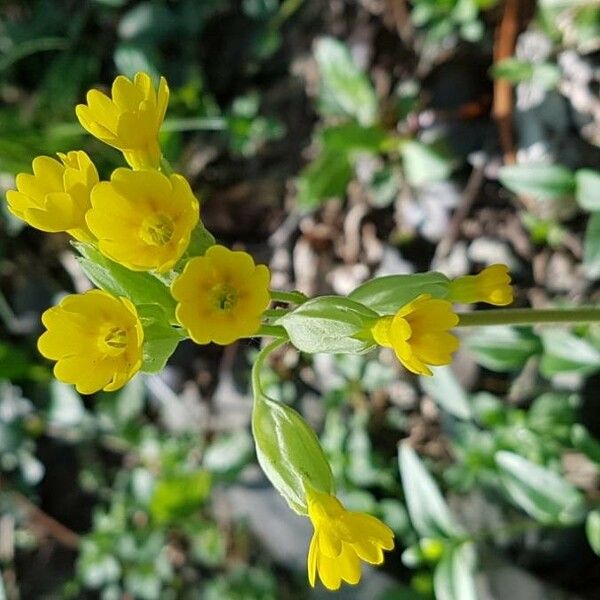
[371,294,459,376]
[306,489,395,591]
[171,245,271,345]
[448,264,513,306]
[6,151,98,242]
[86,168,199,273]
[38,290,144,394]
[75,71,169,170]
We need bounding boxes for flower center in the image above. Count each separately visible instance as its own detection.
[209,283,238,311]
[100,326,128,356]
[140,214,174,246]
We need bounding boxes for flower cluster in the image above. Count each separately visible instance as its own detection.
[7,72,271,393]
[5,71,515,593]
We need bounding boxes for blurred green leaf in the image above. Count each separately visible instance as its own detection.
[576,169,600,211]
[150,470,212,524]
[203,431,254,475]
[466,326,542,372]
[498,164,576,200]
[314,37,377,125]
[540,328,600,377]
[584,212,600,279]
[495,451,586,524]
[320,122,388,154]
[571,425,600,464]
[296,149,353,208]
[48,381,87,428]
[114,43,160,79]
[398,444,464,539]
[586,510,600,556]
[420,366,472,420]
[400,140,453,187]
[491,58,560,89]
[433,542,478,600]
[190,522,226,567]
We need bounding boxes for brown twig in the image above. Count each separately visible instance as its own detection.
[433,163,486,264]
[3,485,80,549]
[493,0,520,165]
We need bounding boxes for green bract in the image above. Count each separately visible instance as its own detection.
[348,272,451,315]
[252,392,334,515]
[278,296,379,354]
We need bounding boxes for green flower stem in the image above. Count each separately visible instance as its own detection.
[256,324,288,338]
[160,156,174,175]
[270,289,309,305]
[263,308,289,319]
[456,307,600,328]
[252,337,288,399]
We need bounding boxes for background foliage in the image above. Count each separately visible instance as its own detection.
[1,0,600,598]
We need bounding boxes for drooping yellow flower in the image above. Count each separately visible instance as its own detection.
[371,294,459,376]
[76,72,169,170]
[38,290,143,394]
[448,264,513,306]
[171,245,271,345]
[86,168,199,273]
[6,151,98,242]
[306,489,394,591]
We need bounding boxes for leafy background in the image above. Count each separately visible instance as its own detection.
[1,0,600,598]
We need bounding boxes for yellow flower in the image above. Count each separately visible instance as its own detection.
[371,294,459,376]
[76,72,169,169]
[448,264,513,306]
[6,151,98,242]
[38,290,143,394]
[307,489,394,591]
[171,245,271,345]
[86,168,199,273]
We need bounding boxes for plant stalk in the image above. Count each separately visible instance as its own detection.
[457,307,600,328]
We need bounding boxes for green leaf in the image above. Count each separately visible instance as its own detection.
[348,272,450,315]
[495,451,586,524]
[314,37,377,125]
[279,296,379,354]
[398,444,464,539]
[433,543,478,600]
[48,381,87,428]
[571,424,600,464]
[575,169,600,211]
[74,243,177,323]
[584,212,600,279]
[400,141,454,187]
[296,149,353,208]
[540,328,600,377]
[586,510,600,556]
[491,59,560,89]
[319,122,388,154]
[185,221,215,258]
[138,304,185,373]
[419,366,472,420]
[150,470,212,524]
[498,164,576,200]
[252,395,334,515]
[466,326,542,371]
[203,431,254,475]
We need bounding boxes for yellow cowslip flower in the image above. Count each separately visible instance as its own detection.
[371,294,459,376]
[307,488,395,591]
[75,72,169,170]
[86,168,199,273]
[6,151,98,242]
[448,264,513,306]
[38,290,143,394]
[171,245,271,345]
